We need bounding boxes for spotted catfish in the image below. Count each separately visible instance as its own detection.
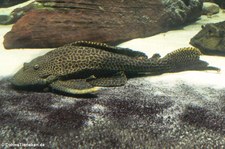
[11,41,219,94]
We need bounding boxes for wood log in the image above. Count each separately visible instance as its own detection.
[3,0,203,49]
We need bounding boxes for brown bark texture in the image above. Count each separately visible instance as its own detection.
[3,0,203,49]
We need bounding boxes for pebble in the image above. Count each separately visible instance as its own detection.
[202,2,220,15]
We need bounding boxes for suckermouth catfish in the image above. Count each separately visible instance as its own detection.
[11,41,219,95]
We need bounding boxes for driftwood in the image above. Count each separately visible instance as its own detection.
[4,0,203,49]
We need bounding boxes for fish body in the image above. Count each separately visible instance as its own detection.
[11,41,219,94]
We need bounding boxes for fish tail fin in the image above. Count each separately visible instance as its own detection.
[161,47,220,72]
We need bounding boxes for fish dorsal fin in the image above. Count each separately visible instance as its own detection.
[68,41,148,58]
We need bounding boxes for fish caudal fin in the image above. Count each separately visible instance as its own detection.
[161,47,220,72]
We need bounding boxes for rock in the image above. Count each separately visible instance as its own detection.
[0,2,36,25]
[0,77,225,148]
[0,0,29,8]
[202,2,220,15]
[190,21,225,56]
[205,0,225,9]
[3,0,203,49]
[0,15,9,24]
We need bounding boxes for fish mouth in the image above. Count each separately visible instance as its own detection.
[10,67,57,90]
[10,76,46,89]
[10,68,46,87]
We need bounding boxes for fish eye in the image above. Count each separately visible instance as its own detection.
[33,64,40,70]
[201,25,205,29]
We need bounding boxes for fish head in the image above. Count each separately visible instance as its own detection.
[10,57,55,88]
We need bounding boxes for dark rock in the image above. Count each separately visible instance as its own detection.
[190,21,225,56]
[0,2,36,25]
[3,0,203,49]
[0,15,9,24]
[0,0,28,8]
[0,77,225,148]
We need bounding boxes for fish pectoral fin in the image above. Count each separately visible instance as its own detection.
[50,79,101,94]
[88,72,127,87]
